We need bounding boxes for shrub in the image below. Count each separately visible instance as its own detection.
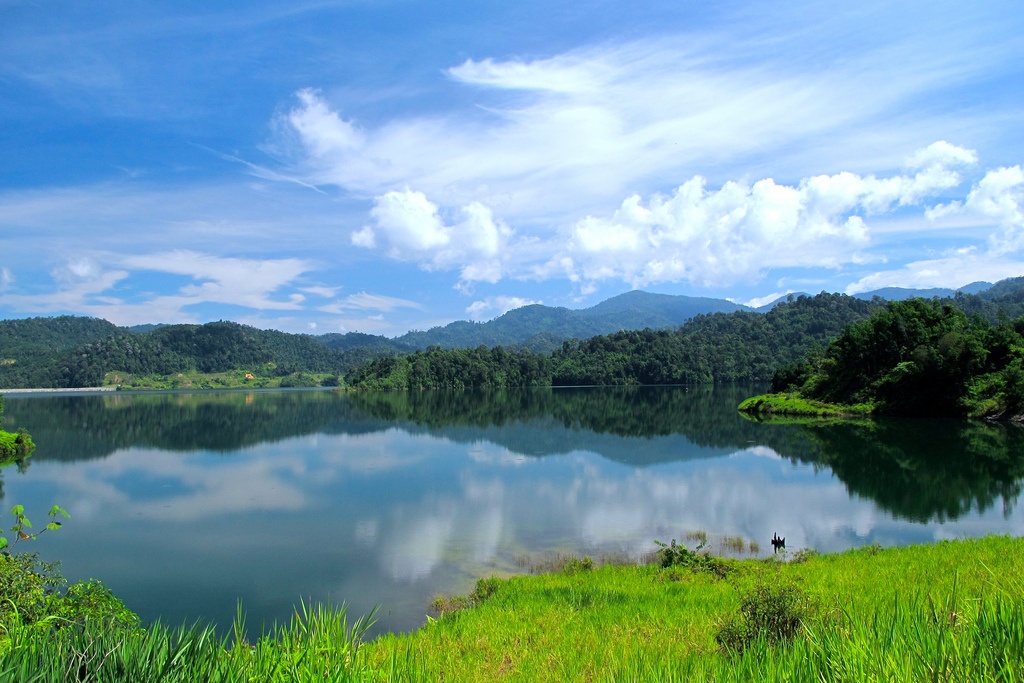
[52,579,139,629]
[0,553,64,627]
[715,582,813,653]
[653,539,730,578]
[561,557,594,575]
[431,576,504,618]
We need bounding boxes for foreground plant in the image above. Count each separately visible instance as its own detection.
[0,602,378,682]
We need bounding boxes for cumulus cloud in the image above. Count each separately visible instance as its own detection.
[288,88,363,158]
[355,190,512,284]
[557,146,975,288]
[928,165,1024,254]
[347,142,979,291]
[836,158,1024,293]
[466,296,539,321]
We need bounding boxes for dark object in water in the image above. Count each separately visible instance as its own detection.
[771,533,786,553]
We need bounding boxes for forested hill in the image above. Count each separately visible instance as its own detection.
[0,320,378,389]
[0,316,126,388]
[346,293,882,389]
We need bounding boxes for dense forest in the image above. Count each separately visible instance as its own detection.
[1,278,1023,390]
[348,281,1024,390]
[759,298,1024,419]
[0,320,381,389]
[346,293,881,388]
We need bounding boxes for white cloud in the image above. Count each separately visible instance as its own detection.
[288,88,364,158]
[122,250,313,311]
[466,296,539,321]
[743,292,792,309]
[929,166,1024,254]
[845,252,1024,294]
[0,251,318,326]
[356,189,513,284]
[839,164,1024,293]
[365,189,450,253]
[0,267,14,292]
[318,291,424,314]
[548,143,976,289]
[300,285,340,298]
[335,142,1023,296]
[284,31,998,226]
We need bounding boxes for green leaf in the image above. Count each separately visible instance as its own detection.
[46,522,62,531]
[9,505,23,516]
[0,537,7,550]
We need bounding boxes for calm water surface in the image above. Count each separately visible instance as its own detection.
[2,385,1023,635]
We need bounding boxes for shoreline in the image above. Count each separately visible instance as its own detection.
[0,387,117,395]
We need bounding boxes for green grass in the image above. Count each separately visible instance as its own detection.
[3,536,1024,681]
[0,429,34,459]
[366,535,1024,681]
[738,392,875,420]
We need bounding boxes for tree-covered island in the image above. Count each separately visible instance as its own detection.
[740,298,1024,420]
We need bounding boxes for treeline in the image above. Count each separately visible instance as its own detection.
[346,293,880,389]
[0,319,390,389]
[2,278,1023,390]
[768,298,1024,418]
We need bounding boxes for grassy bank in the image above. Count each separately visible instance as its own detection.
[368,535,1024,681]
[3,536,1023,681]
[738,392,874,418]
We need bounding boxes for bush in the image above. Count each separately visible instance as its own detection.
[0,553,64,627]
[715,582,813,653]
[53,579,139,629]
[654,539,730,578]
[0,553,137,632]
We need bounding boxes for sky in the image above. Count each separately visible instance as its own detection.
[1,1,1022,336]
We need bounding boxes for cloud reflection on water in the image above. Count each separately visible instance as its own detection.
[3,387,1023,635]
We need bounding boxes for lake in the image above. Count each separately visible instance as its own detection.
[2,385,1023,636]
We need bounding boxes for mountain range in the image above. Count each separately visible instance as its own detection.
[321,281,997,353]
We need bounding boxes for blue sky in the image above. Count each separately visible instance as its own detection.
[1,1,1022,336]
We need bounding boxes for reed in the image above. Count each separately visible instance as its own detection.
[0,601,377,682]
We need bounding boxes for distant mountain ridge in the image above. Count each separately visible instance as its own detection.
[853,281,993,301]
[377,291,751,352]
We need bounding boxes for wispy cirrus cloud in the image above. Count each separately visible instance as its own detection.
[284,28,1004,219]
[318,292,424,315]
[0,250,318,326]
